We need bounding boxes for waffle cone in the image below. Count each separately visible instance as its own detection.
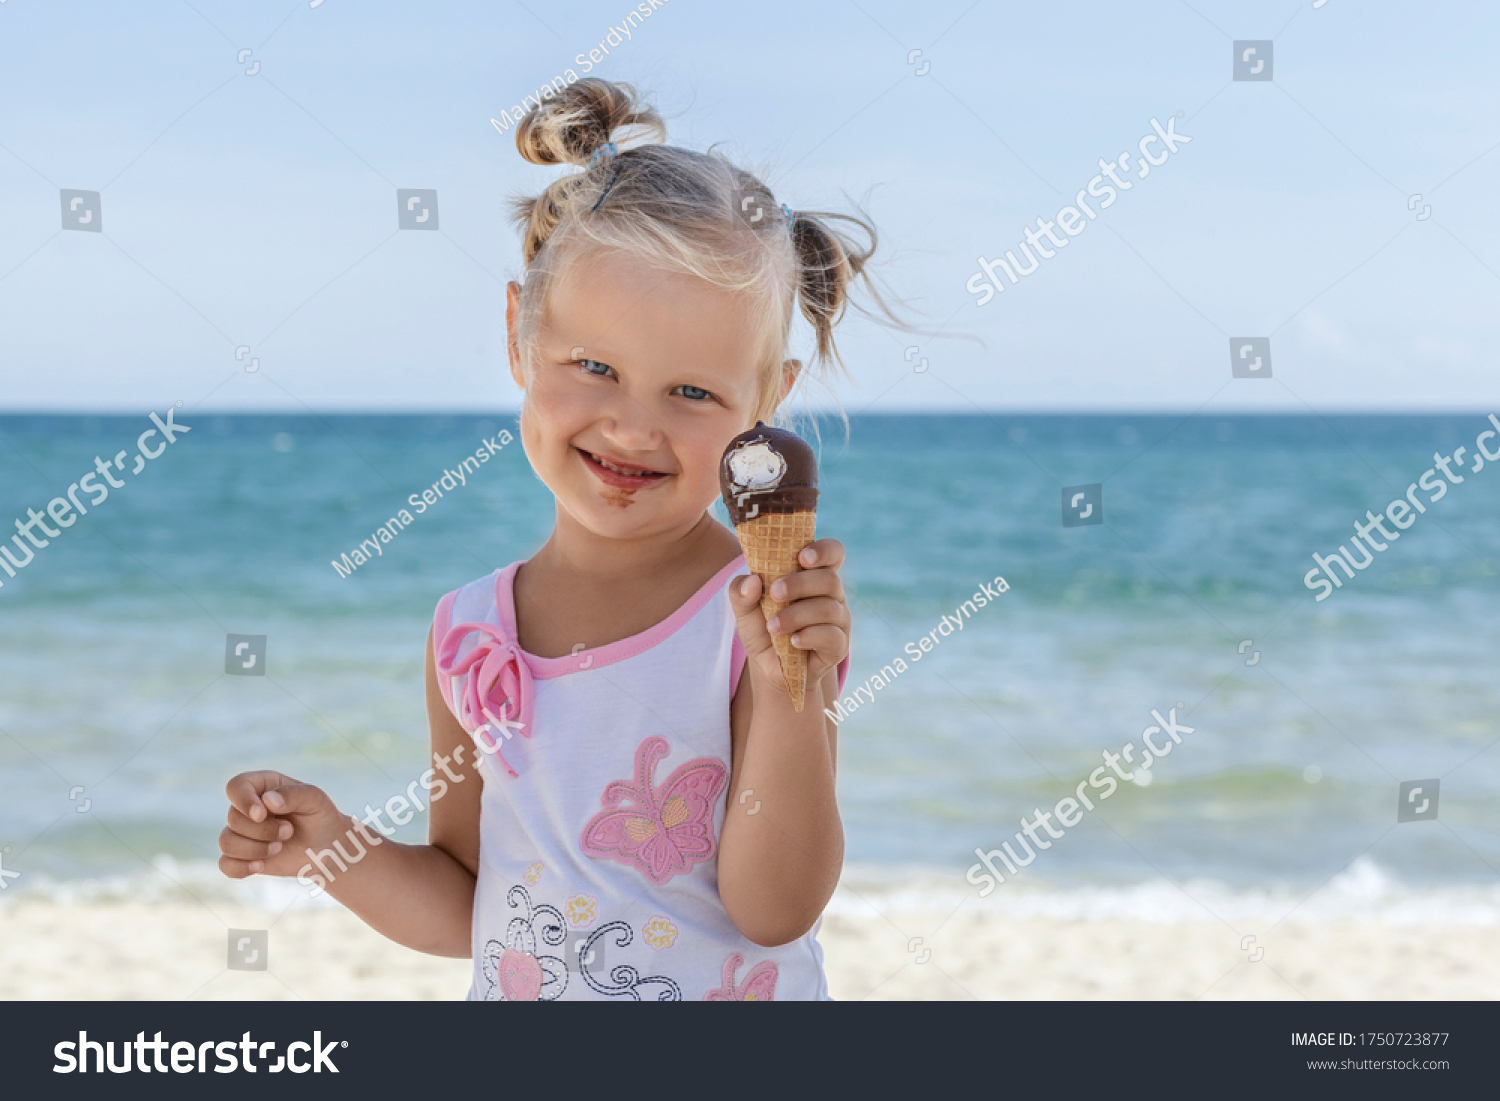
[735,509,817,711]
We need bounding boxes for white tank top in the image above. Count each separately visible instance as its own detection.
[432,556,839,1001]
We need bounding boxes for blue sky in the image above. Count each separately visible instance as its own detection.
[1,0,1497,412]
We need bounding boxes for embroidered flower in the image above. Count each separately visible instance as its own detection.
[565,894,598,928]
[524,861,544,885]
[479,886,569,1001]
[642,916,679,950]
[580,736,728,884]
[497,948,543,1001]
[704,952,778,1001]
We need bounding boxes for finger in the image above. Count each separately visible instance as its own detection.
[766,597,849,637]
[218,827,283,862]
[768,567,845,605]
[796,538,844,572]
[728,572,763,608]
[225,770,296,824]
[260,782,330,819]
[228,806,292,842]
[218,854,261,880]
[727,574,775,656]
[788,624,848,669]
[788,624,848,652]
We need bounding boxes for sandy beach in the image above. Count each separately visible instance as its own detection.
[3,866,1495,1000]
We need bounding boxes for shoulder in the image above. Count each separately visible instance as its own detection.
[433,563,519,638]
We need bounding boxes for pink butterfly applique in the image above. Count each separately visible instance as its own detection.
[703,953,779,1001]
[580,736,727,885]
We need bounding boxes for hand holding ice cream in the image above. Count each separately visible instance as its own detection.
[722,422,846,712]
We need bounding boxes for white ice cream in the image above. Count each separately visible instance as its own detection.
[728,441,785,490]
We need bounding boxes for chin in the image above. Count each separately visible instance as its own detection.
[580,487,712,539]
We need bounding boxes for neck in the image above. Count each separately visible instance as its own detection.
[534,507,730,585]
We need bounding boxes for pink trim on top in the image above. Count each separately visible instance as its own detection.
[496,555,747,680]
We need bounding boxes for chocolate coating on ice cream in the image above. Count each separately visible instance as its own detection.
[720,422,819,524]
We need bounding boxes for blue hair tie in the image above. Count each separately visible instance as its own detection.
[591,162,623,213]
[781,202,795,229]
[589,142,623,213]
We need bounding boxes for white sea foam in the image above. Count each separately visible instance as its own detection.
[829,856,1500,926]
[0,855,340,911]
[5,854,1496,932]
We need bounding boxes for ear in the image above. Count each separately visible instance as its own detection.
[506,281,525,391]
[778,358,802,404]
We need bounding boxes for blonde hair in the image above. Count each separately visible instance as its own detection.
[508,78,897,426]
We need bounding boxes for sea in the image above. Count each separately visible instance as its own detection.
[1,412,1497,922]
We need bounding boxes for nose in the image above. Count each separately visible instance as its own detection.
[599,390,664,453]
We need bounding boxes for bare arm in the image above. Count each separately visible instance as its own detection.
[218,626,483,957]
[717,539,846,947]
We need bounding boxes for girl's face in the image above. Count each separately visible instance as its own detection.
[508,248,778,541]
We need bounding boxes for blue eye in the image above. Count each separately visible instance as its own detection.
[579,359,613,377]
[676,384,711,401]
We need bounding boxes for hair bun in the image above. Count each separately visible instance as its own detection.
[514,78,665,167]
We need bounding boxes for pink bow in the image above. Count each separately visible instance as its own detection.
[434,620,534,778]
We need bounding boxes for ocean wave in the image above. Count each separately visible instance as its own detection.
[0,855,342,911]
[829,856,1500,925]
[6,854,1496,929]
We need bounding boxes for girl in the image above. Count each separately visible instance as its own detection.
[218,78,891,1001]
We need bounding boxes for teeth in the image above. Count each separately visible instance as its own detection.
[592,452,657,477]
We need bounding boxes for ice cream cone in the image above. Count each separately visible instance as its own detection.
[735,509,817,711]
[720,421,821,713]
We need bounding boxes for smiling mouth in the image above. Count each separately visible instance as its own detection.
[577,448,671,488]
